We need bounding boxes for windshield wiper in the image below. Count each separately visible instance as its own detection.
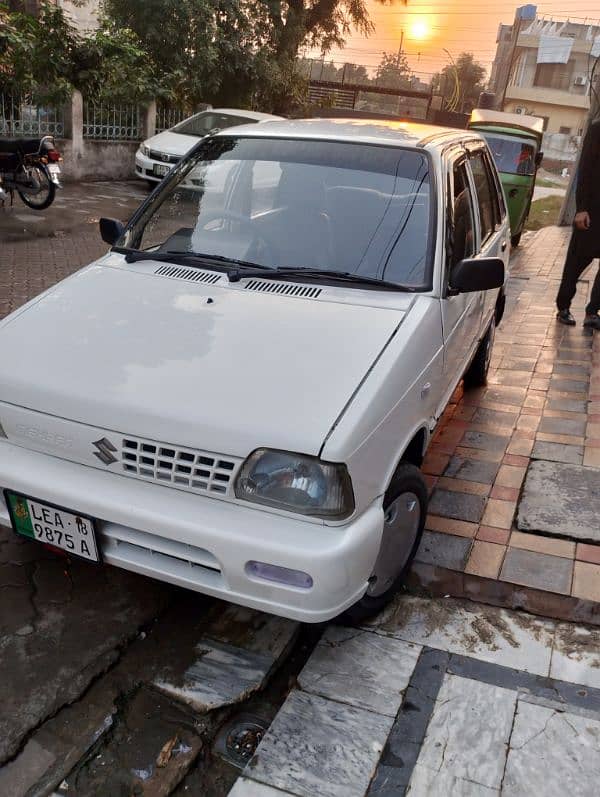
[228,266,416,292]
[115,247,271,272]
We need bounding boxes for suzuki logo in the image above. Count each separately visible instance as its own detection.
[93,437,118,465]
[161,153,170,162]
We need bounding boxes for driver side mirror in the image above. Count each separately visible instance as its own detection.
[449,257,505,294]
[535,151,544,168]
[99,217,125,246]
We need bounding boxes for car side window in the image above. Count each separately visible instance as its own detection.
[483,148,506,224]
[448,160,476,269]
[469,150,496,243]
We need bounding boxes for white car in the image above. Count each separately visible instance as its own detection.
[0,119,509,623]
[135,108,282,186]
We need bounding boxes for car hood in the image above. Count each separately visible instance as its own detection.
[0,263,406,458]
[143,130,201,157]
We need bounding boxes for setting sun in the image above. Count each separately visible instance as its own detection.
[410,20,430,41]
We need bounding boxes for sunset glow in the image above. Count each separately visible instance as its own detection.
[410,20,430,41]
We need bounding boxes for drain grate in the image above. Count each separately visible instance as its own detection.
[214,713,269,769]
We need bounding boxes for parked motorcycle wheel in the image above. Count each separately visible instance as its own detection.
[17,165,56,210]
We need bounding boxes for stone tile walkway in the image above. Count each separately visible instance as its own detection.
[229,595,600,796]
[410,227,600,625]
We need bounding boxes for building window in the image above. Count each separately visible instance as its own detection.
[559,126,572,135]
[534,61,574,91]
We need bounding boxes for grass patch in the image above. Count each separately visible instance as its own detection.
[525,195,563,231]
[535,177,566,189]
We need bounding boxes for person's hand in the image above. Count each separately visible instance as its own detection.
[575,211,591,231]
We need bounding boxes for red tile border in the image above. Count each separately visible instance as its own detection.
[502,454,530,466]
[490,485,520,501]
[576,542,600,565]
[476,526,511,545]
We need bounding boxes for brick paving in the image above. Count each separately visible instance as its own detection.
[411,226,600,625]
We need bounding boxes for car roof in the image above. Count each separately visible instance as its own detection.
[214,117,481,149]
[200,108,283,122]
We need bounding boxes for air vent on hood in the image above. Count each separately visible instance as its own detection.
[154,265,222,284]
[244,279,322,299]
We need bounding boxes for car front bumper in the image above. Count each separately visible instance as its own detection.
[0,441,382,622]
[134,150,167,182]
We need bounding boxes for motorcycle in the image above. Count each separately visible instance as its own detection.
[0,134,62,210]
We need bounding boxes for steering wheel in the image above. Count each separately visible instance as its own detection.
[197,210,275,259]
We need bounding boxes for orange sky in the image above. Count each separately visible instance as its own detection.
[306,1,600,79]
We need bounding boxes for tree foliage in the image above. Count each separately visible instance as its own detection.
[432,52,487,113]
[1,0,407,112]
[374,51,413,89]
[0,0,157,102]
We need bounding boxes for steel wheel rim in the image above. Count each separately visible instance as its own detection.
[367,491,421,597]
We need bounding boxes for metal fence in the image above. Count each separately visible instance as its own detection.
[0,93,65,137]
[83,103,142,140]
[156,105,187,133]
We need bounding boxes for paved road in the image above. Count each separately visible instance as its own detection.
[532,186,566,202]
[0,180,147,241]
[1,185,599,796]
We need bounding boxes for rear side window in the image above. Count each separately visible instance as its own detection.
[449,160,475,268]
[483,148,506,225]
[469,151,496,244]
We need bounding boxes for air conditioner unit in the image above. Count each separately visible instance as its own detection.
[574,75,588,87]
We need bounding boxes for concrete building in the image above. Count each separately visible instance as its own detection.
[8,0,100,32]
[55,0,100,32]
[490,4,599,141]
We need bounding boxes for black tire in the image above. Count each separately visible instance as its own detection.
[17,165,56,210]
[341,463,427,624]
[146,180,157,191]
[464,316,495,389]
[511,232,522,248]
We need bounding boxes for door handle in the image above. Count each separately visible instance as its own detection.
[501,241,507,252]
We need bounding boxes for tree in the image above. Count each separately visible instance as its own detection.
[432,52,487,113]
[374,51,413,89]
[0,1,158,102]
[258,1,405,67]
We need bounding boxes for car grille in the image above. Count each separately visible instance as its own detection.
[120,436,240,496]
[148,149,181,165]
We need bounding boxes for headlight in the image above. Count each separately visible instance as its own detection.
[235,449,354,519]
[140,145,150,157]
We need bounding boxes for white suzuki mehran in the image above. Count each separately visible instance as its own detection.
[0,119,509,622]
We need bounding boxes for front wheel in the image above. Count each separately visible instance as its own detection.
[464,316,495,389]
[511,231,522,248]
[17,165,56,210]
[341,463,427,624]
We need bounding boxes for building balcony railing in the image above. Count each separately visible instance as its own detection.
[505,84,589,109]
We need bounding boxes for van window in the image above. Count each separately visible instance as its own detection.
[484,133,536,176]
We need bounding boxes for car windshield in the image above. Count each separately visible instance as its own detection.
[172,112,257,137]
[483,133,537,176]
[123,136,432,288]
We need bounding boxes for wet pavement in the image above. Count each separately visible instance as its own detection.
[2,189,600,795]
[0,179,148,241]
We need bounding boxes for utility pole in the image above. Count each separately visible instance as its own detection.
[558,65,600,226]
[397,29,405,69]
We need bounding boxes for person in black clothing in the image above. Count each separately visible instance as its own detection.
[556,121,600,329]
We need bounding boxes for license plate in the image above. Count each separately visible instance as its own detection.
[48,164,61,185]
[154,164,170,177]
[5,491,100,562]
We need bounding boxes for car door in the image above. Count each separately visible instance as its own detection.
[465,144,509,332]
[439,151,483,410]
